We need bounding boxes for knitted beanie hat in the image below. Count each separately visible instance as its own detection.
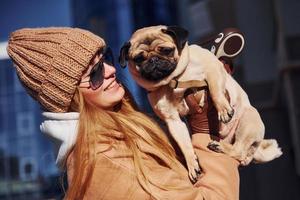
[7,27,105,112]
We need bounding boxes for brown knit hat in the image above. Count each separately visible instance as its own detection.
[7,27,105,112]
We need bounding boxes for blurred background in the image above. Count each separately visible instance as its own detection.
[0,0,299,199]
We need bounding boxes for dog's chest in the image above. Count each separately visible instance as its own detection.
[148,86,189,119]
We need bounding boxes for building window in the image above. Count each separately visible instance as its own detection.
[0,61,8,95]
[19,157,38,181]
[18,138,34,157]
[16,112,34,136]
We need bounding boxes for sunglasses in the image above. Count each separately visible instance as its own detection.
[80,46,114,90]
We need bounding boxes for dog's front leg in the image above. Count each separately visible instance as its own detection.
[148,87,201,183]
[165,117,202,183]
[189,46,234,123]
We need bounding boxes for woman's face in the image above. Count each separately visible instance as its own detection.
[79,52,125,110]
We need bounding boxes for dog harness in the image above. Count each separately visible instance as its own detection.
[169,79,207,89]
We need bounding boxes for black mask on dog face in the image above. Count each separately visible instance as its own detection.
[139,56,177,81]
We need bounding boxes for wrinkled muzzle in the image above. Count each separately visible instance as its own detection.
[139,56,177,81]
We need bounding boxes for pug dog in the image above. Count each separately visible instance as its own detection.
[119,25,282,182]
[119,25,236,182]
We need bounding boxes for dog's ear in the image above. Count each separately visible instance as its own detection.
[119,41,131,68]
[161,26,189,54]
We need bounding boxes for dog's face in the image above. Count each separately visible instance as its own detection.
[119,25,189,90]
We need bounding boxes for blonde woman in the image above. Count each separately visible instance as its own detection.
[7,27,239,200]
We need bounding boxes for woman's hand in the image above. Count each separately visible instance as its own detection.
[185,89,219,136]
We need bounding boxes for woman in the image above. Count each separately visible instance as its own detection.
[7,27,239,200]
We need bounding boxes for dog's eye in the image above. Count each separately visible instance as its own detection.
[158,47,175,56]
[133,54,146,64]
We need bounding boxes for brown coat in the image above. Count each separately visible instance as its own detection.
[67,133,239,200]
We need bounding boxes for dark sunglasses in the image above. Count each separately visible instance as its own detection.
[80,46,114,90]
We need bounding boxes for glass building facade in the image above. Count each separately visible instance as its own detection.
[0,59,58,199]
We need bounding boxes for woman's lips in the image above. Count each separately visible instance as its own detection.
[104,80,119,91]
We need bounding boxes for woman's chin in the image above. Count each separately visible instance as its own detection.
[103,85,125,109]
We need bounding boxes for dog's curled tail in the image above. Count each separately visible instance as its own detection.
[253,139,283,163]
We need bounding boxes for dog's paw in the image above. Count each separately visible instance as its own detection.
[187,154,202,184]
[218,106,234,123]
[240,157,253,166]
[214,99,234,123]
[207,141,224,153]
[241,151,256,166]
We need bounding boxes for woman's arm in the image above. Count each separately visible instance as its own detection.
[66,135,239,200]
[192,133,240,200]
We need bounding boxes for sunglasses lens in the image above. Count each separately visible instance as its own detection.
[90,62,104,90]
[103,47,114,66]
[86,47,114,90]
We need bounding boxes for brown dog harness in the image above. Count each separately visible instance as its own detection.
[169,79,207,89]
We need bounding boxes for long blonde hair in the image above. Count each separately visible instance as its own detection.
[65,86,186,199]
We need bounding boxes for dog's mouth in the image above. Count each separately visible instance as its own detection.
[138,56,177,81]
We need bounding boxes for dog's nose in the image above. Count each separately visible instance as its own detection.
[149,56,159,64]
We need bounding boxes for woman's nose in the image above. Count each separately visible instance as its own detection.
[103,63,116,78]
